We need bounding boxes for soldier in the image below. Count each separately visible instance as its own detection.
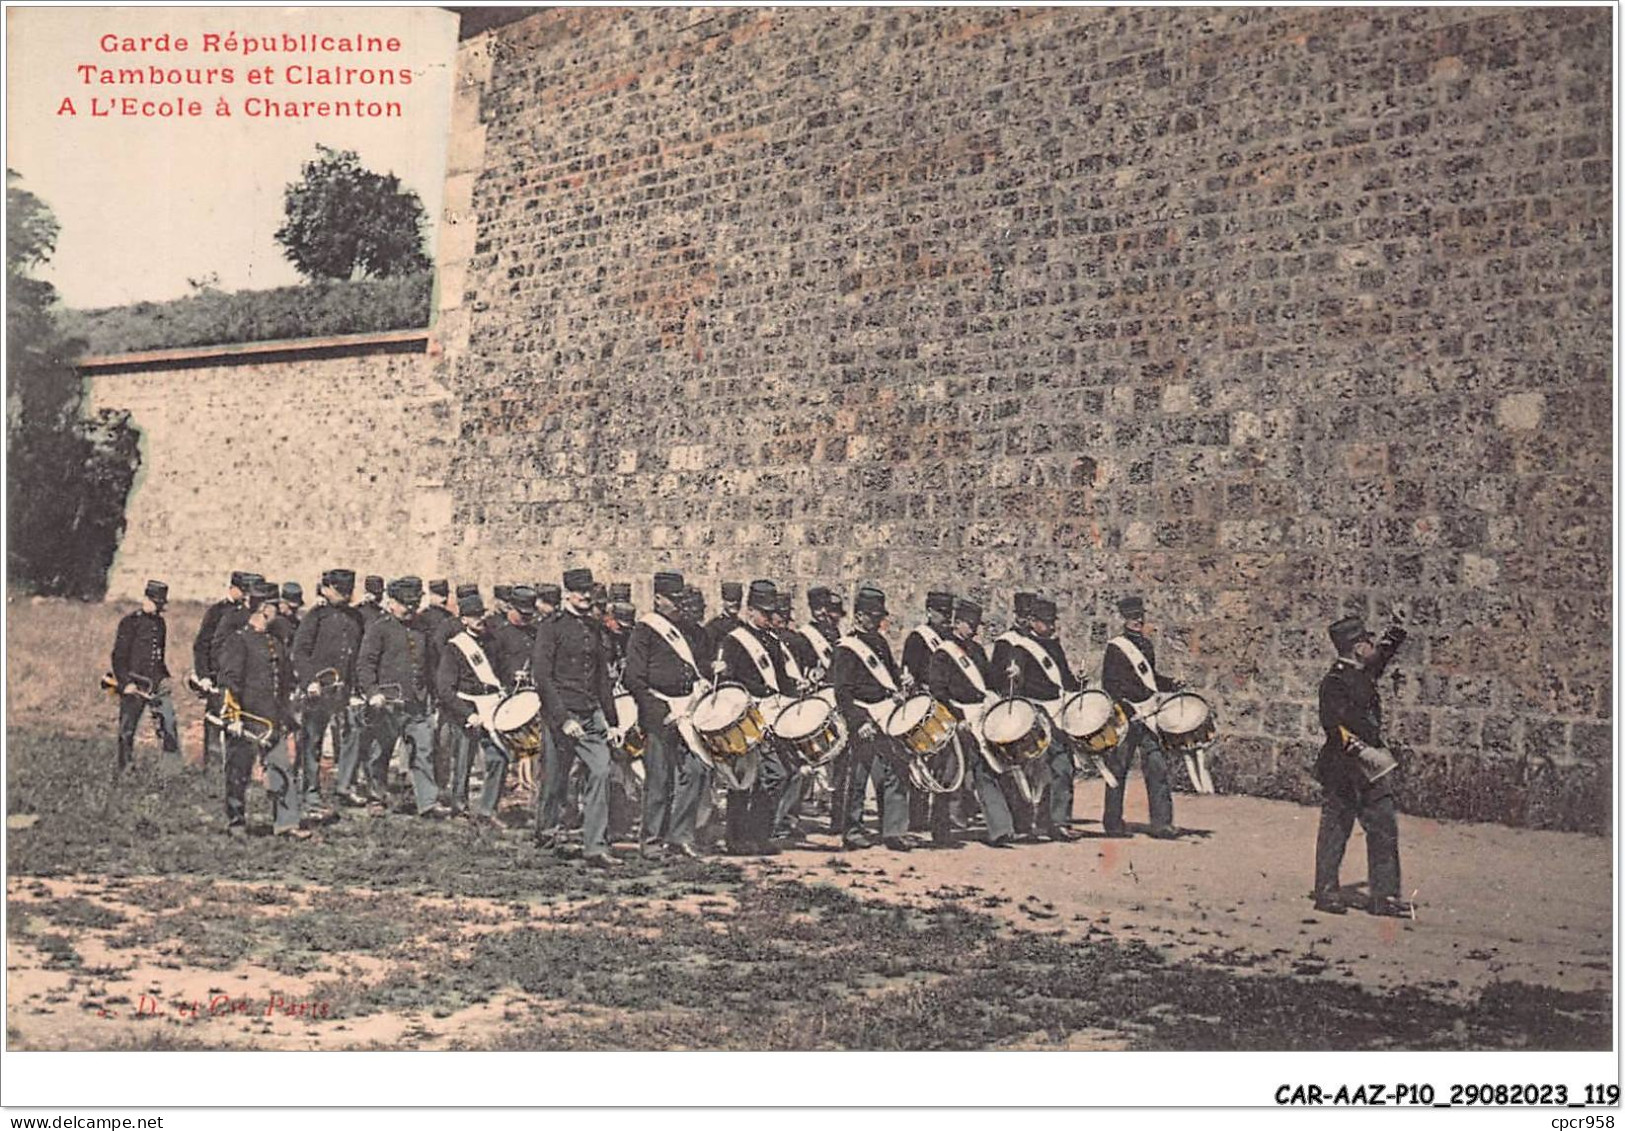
[830,585,912,852]
[623,570,708,859]
[1313,615,1413,918]
[356,577,445,817]
[714,579,796,855]
[109,579,181,771]
[531,566,619,868]
[488,585,541,689]
[192,570,255,770]
[799,586,847,835]
[527,582,564,803]
[435,591,509,826]
[901,590,955,841]
[1100,595,1180,840]
[293,569,364,814]
[270,582,302,646]
[417,580,458,801]
[992,594,1084,841]
[768,589,819,842]
[357,575,386,629]
[930,598,1017,848]
[199,571,262,773]
[217,580,307,838]
[704,581,743,660]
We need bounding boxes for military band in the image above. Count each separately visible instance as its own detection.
[110,561,1415,918]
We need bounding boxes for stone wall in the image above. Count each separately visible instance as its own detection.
[85,337,458,603]
[83,7,1612,830]
[442,7,1611,829]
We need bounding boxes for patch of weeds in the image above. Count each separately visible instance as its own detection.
[34,933,81,970]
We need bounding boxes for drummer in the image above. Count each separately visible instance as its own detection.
[990,595,1083,842]
[714,579,797,855]
[1100,595,1181,840]
[769,589,820,843]
[434,592,509,824]
[930,598,1016,848]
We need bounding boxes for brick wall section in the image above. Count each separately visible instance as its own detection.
[443,7,1610,830]
[86,344,458,603]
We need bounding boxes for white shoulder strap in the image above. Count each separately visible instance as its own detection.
[1011,633,1062,685]
[728,625,781,694]
[837,634,898,694]
[799,623,833,669]
[938,638,990,700]
[449,632,502,692]
[778,635,805,685]
[639,612,701,677]
[908,624,946,654]
[1109,635,1158,696]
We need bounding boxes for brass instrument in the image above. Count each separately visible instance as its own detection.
[101,672,157,702]
[1338,725,1397,784]
[205,689,277,750]
[293,666,343,704]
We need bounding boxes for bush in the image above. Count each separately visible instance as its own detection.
[59,273,433,356]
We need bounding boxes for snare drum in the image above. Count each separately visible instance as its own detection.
[772,695,847,768]
[614,692,647,759]
[492,689,544,760]
[1154,691,1216,752]
[690,684,767,763]
[884,694,957,757]
[979,698,1051,766]
[1055,689,1129,753]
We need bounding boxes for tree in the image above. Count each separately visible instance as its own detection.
[274,145,432,281]
[7,169,141,597]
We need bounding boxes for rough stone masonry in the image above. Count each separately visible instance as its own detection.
[91,7,1612,830]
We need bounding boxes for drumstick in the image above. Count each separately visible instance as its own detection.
[1091,754,1120,790]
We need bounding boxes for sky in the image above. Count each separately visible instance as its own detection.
[6,6,459,309]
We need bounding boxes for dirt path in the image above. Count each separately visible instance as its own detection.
[7,783,1610,1050]
[761,782,1612,1000]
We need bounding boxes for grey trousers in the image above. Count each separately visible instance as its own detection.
[298,693,355,807]
[1103,719,1174,832]
[534,725,569,833]
[642,723,710,849]
[226,733,299,831]
[1046,740,1077,829]
[335,702,371,794]
[553,710,613,857]
[843,734,909,842]
[969,745,1017,842]
[364,707,439,814]
[1315,786,1401,901]
[117,691,180,768]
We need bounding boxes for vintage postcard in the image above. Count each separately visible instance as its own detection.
[3,2,1615,1114]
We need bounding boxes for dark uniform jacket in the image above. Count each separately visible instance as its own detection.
[623,616,704,732]
[209,605,251,680]
[193,598,235,678]
[830,627,903,729]
[531,606,615,724]
[702,612,741,664]
[488,619,538,692]
[357,599,385,632]
[601,624,629,688]
[779,628,821,688]
[928,636,993,721]
[356,613,432,712]
[218,626,293,731]
[994,629,1082,703]
[717,621,792,699]
[112,610,171,690]
[434,628,502,728]
[1101,628,1175,709]
[269,611,299,654]
[417,604,456,692]
[291,602,364,689]
[901,621,948,690]
[1316,639,1400,799]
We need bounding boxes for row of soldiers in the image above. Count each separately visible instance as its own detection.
[111,568,1415,913]
[112,567,1185,863]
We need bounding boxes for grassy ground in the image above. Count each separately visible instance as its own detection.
[5,597,1612,1050]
